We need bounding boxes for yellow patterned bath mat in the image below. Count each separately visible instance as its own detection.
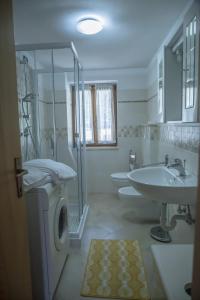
[81,239,150,299]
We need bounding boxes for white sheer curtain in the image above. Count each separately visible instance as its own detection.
[83,87,94,143]
[96,83,116,144]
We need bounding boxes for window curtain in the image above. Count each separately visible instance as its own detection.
[96,83,116,144]
[83,87,94,143]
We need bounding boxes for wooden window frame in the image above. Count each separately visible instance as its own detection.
[72,83,118,148]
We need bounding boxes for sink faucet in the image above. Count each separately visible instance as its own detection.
[168,158,186,177]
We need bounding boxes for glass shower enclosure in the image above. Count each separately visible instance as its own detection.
[15,43,87,236]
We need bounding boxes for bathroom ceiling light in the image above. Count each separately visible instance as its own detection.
[77,18,103,35]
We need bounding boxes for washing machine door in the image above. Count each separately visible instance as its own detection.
[54,197,68,251]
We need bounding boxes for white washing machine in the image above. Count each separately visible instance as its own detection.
[25,182,69,300]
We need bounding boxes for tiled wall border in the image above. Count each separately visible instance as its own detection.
[118,124,200,153]
[159,124,200,153]
[21,123,200,153]
[40,128,67,141]
[118,126,141,138]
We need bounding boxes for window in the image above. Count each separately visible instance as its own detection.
[72,83,117,147]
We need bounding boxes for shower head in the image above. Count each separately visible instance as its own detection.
[22,93,35,103]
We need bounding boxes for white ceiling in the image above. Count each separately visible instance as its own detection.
[13,0,190,70]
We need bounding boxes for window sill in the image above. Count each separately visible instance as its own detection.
[86,146,119,151]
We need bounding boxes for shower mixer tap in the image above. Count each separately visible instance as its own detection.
[22,93,36,103]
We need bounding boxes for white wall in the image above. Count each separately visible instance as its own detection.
[37,72,82,203]
[85,0,198,195]
[144,0,199,177]
[84,68,148,90]
[140,124,199,176]
[37,72,73,165]
[146,0,193,124]
[146,57,159,123]
[84,68,148,194]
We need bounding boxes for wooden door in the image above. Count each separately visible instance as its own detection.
[0,0,32,299]
[192,156,200,299]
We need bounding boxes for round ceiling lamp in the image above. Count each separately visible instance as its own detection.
[77,18,103,35]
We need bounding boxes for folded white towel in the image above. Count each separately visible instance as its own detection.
[23,159,77,184]
[23,167,51,192]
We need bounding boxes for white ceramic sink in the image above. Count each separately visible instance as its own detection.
[128,166,197,204]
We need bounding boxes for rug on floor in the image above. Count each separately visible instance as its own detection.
[81,239,150,299]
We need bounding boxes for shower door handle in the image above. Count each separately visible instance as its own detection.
[74,132,80,148]
[14,157,28,198]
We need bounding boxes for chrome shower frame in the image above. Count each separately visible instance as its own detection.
[16,42,81,67]
[16,42,83,160]
[16,42,88,240]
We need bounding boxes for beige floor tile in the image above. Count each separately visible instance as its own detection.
[55,193,194,300]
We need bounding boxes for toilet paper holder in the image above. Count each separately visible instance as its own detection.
[129,150,136,170]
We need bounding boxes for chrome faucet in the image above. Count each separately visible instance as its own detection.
[168,158,186,177]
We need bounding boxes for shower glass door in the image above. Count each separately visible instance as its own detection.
[16,44,87,234]
[52,47,86,233]
[35,49,55,160]
[73,58,87,220]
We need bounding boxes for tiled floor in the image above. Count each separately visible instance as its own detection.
[55,193,195,300]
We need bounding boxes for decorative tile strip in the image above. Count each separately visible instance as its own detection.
[144,124,200,153]
[40,128,68,141]
[118,124,200,153]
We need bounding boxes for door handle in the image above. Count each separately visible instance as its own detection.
[16,169,28,177]
[14,157,28,198]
